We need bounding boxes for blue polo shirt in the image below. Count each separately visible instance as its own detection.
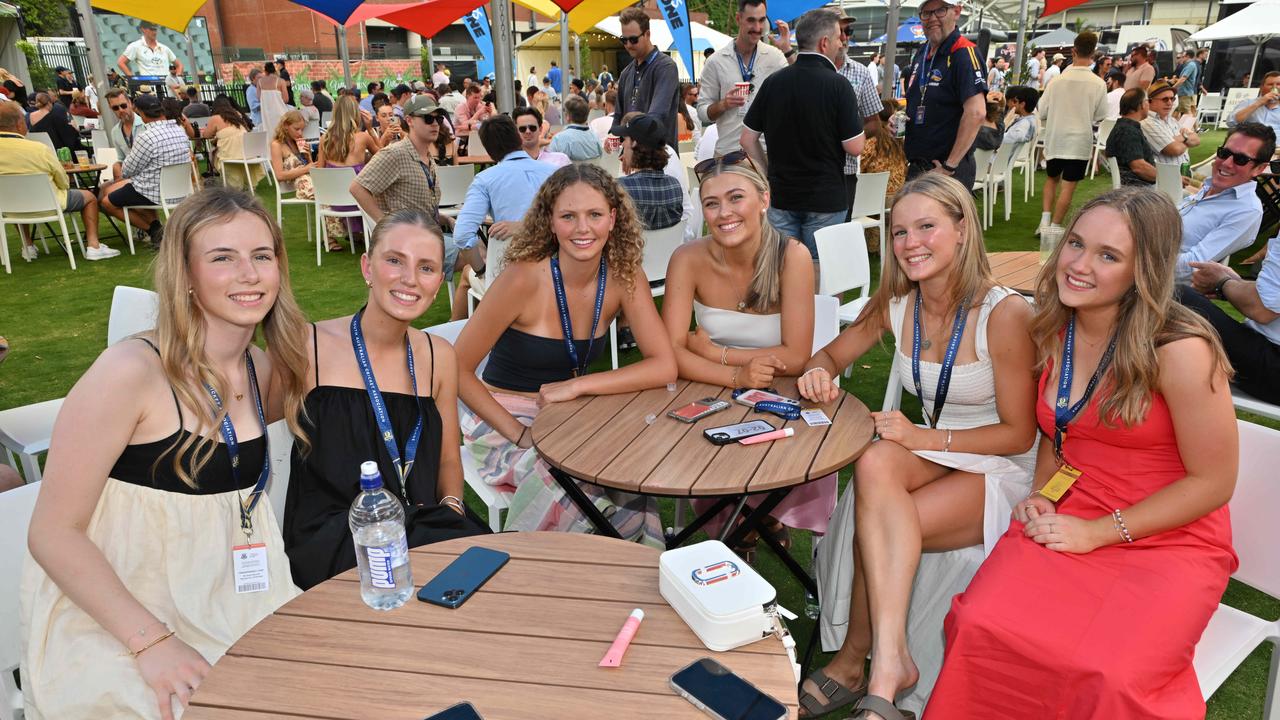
[904,29,987,163]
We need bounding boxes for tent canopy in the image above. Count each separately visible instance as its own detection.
[1028,26,1080,47]
[593,16,731,52]
[89,0,205,32]
[1188,0,1280,43]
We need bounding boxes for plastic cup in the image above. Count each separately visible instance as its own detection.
[74,151,89,166]
[734,82,751,100]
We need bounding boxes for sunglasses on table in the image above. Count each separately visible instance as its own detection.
[693,150,759,181]
[621,34,644,45]
[1215,145,1266,166]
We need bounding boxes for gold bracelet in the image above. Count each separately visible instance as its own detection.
[720,345,729,365]
[730,366,740,387]
[130,629,175,658]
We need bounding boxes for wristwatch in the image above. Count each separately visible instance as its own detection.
[939,160,958,173]
[784,48,797,59]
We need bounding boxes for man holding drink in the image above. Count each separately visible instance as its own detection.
[697,0,789,157]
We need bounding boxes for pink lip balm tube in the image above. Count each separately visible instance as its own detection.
[739,427,795,445]
[599,608,645,667]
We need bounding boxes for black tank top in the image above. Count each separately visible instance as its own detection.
[110,338,267,495]
[481,327,608,392]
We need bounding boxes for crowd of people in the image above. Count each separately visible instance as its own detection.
[4,1,1279,719]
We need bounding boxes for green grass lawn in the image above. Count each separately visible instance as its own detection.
[1,131,1276,718]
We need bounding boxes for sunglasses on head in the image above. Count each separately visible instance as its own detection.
[621,34,644,45]
[517,124,539,133]
[693,150,759,182]
[1215,145,1265,166]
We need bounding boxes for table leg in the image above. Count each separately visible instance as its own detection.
[665,495,737,549]
[548,466,623,539]
[722,489,818,599]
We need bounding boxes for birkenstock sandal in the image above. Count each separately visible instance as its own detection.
[797,668,867,718]
[850,694,916,720]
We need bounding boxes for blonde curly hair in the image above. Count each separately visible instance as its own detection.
[505,163,645,293]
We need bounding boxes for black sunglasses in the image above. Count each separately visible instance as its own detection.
[109,103,129,111]
[411,114,440,125]
[517,124,539,133]
[621,34,644,45]
[1215,145,1265,166]
[693,150,759,181]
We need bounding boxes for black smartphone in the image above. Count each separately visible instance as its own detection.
[423,702,483,720]
[669,658,787,720]
[703,419,775,446]
[416,546,509,609]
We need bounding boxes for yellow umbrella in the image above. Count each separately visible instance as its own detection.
[513,0,563,20]
[90,0,204,32]
[565,0,635,34]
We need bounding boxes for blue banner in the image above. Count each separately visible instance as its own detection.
[462,6,495,79]
[656,0,695,81]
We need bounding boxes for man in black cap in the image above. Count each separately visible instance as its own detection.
[118,20,180,79]
[617,113,684,231]
[54,67,76,108]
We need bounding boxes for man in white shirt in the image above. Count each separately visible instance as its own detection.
[1043,53,1065,86]
[1104,70,1125,120]
[164,63,184,99]
[432,63,450,88]
[1026,48,1045,90]
[117,21,180,78]
[696,0,789,157]
[1227,71,1280,139]
[1142,81,1199,166]
[526,67,539,92]
[1037,32,1108,240]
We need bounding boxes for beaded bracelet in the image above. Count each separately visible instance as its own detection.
[1112,508,1134,543]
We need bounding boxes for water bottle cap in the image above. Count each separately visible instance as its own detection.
[359,460,382,490]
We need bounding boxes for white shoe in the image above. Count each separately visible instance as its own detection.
[20,245,37,262]
[84,244,121,261]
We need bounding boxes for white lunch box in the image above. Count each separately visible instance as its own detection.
[659,540,796,653]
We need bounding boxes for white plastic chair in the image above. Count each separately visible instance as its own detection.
[221,131,273,190]
[605,222,686,370]
[423,319,508,532]
[465,235,510,315]
[26,131,55,155]
[812,294,840,354]
[984,142,1019,227]
[90,128,110,153]
[268,157,313,247]
[968,148,995,230]
[1232,387,1280,423]
[122,163,194,256]
[1192,419,1280,713]
[590,151,623,177]
[1088,119,1116,179]
[310,166,371,266]
[1106,156,1122,190]
[0,174,82,273]
[94,146,119,186]
[107,286,159,346]
[1196,93,1224,130]
[815,221,872,327]
[319,110,332,130]
[1156,162,1184,205]
[302,119,321,144]
[0,482,40,720]
[1013,122,1040,201]
[850,171,889,258]
[436,164,476,218]
[266,420,294,523]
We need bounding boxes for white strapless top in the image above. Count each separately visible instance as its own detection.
[693,300,781,348]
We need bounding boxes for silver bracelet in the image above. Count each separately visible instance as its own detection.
[943,429,953,452]
[1112,508,1134,543]
[441,495,464,510]
[800,367,826,380]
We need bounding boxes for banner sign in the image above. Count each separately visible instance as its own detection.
[463,6,496,79]
[656,0,695,81]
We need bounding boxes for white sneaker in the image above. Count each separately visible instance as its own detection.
[84,244,121,261]
[20,244,37,262]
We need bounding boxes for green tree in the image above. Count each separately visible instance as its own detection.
[14,0,73,37]
[688,0,736,38]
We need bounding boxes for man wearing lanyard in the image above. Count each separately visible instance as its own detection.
[903,0,986,190]
[696,0,788,157]
[611,7,681,152]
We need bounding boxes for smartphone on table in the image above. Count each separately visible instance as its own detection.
[669,397,731,423]
[670,658,787,720]
[703,419,775,445]
[423,702,483,720]
[416,546,509,609]
[733,388,799,408]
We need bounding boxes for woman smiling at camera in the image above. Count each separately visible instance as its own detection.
[22,188,309,720]
[927,188,1238,720]
[798,174,1038,720]
[282,209,485,591]
[454,163,676,546]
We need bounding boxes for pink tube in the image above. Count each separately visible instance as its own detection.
[598,608,645,667]
[739,427,795,445]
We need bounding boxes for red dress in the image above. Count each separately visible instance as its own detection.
[924,364,1236,720]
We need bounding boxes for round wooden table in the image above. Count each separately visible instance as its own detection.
[185,533,801,719]
[988,251,1042,296]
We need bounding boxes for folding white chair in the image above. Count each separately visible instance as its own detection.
[1088,118,1116,179]
[436,164,476,218]
[309,166,371,266]
[1192,419,1280,714]
[1015,123,1040,201]
[985,142,1019,227]
[1196,93,1223,131]
[123,163,194,255]
[812,294,840,354]
[94,146,119,186]
[0,174,83,273]
[815,221,873,326]
[107,286,159,346]
[302,119,321,145]
[221,131,273,190]
[26,131,56,155]
[1106,156,1122,190]
[268,160,313,247]
[605,222,686,369]
[1156,162,1184,205]
[0,482,40,720]
[850,171,890,258]
[423,319,508,531]
[969,148,995,229]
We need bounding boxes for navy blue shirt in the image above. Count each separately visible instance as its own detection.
[904,29,986,163]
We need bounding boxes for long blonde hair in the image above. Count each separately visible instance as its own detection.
[505,163,645,293]
[698,161,788,313]
[321,95,361,163]
[152,188,311,487]
[1030,187,1231,427]
[855,173,993,330]
[272,109,306,153]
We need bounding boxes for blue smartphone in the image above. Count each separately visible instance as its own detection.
[423,702,483,720]
[416,546,510,609]
[670,658,787,720]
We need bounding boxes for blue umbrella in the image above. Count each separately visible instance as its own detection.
[873,17,926,44]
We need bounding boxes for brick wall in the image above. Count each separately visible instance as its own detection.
[218,59,424,84]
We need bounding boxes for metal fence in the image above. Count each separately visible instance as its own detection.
[34,41,93,88]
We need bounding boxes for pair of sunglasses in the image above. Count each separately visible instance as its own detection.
[517,124,540,133]
[693,150,759,181]
[621,34,644,45]
[1215,145,1266,166]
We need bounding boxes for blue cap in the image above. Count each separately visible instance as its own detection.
[359,460,382,491]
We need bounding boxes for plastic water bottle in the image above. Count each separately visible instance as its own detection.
[349,461,413,610]
[804,539,821,620]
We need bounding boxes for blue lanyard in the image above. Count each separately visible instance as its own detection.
[419,162,436,191]
[549,255,607,377]
[911,291,971,428]
[350,307,423,501]
[735,45,757,83]
[731,389,801,420]
[1054,315,1117,462]
[204,351,270,539]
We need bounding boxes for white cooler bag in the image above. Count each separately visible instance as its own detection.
[659,541,799,676]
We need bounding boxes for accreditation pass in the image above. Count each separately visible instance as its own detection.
[232,543,270,594]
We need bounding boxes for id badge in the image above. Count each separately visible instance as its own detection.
[914,105,926,125]
[1038,464,1082,502]
[232,543,270,594]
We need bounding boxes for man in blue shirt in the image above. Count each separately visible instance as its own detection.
[451,114,556,317]
[547,61,563,95]
[1228,71,1280,139]
[548,95,602,160]
[245,68,261,127]
[1174,50,1200,116]
[1173,122,1273,282]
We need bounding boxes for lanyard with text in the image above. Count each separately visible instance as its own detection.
[350,307,423,503]
[913,45,942,124]
[549,255,607,377]
[911,291,971,429]
[1041,315,1117,501]
[205,351,270,542]
[630,49,661,111]
[735,45,757,83]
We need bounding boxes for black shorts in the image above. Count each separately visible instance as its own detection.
[1045,158,1088,182]
[107,182,154,208]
